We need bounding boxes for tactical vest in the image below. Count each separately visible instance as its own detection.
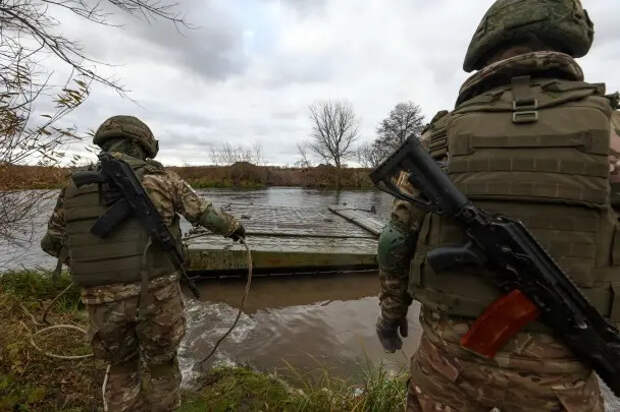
[64,156,181,287]
[410,76,620,327]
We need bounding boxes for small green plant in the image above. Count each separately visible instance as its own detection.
[0,270,81,312]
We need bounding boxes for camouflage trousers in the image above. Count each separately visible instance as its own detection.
[406,307,603,412]
[86,281,186,412]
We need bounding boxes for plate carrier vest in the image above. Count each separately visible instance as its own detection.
[410,76,620,328]
[63,156,181,287]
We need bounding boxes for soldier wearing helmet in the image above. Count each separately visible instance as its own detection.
[375,1,618,410]
[41,115,245,411]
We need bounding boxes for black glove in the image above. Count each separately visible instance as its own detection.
[376,316,408,353]
[229,224,246,242]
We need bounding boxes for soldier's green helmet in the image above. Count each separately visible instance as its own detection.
[463,0,594,72]
[93,115,159,158]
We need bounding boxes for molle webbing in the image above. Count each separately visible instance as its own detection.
[427,111,450,161]
[410,77,618,323]
[448,78,611,207]
[411,210,620,326]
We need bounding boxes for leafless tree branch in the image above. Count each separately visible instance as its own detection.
[307,100,359,188]
[0,0,189,244]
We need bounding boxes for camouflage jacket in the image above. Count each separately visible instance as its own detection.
[41,152,240,304]
[378,52,620,322]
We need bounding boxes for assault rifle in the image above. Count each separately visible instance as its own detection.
[370,136,620,396]
[72,152,201,299]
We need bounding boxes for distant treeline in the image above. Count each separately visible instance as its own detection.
[1,162,374,191]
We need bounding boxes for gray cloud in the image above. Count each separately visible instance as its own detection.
[127,1,249,81]
[46,0,620,167]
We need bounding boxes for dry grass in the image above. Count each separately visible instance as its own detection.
[1,163,374,190]
[0,165,68,191]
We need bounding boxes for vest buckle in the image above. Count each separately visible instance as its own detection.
[512,110,539,124]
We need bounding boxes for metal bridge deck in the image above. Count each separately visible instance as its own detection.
[185,204,383,274]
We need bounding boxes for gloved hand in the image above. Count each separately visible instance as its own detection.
[376,316,408,353]
[229,224,246,242]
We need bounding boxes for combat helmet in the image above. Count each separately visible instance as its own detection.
[463,0,594,72]
[93,115,159,158]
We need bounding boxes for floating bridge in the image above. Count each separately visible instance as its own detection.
[185,204,383,276]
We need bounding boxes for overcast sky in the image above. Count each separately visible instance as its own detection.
[50,0,620,166]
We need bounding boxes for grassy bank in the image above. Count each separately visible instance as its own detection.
[1,163,374,191]
[0,270,407,411]
[180,365,406,412]
[0,270,104,411]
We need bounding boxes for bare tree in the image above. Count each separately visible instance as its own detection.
[0,1,186,93]
[209,142,265,166]
[356,141,383,168]
[251,142,264,166]
[0,0,187,244]
[308,100,359,188]
[295,142,313,168]
[375,101,424,159]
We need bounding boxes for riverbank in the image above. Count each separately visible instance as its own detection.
[1,163,374,191]
[0,270,406,411]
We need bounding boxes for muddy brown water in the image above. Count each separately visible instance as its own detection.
[179,273,422,389]
[1,188,618,409]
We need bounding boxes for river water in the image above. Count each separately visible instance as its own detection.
[1,188,415,382]
[1,187,618,409]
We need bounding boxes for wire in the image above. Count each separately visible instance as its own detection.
[102,363,111,412]
[23,283,95,360]
[28,324,93,360]
[195,239,253,369]
[41,281,74,324]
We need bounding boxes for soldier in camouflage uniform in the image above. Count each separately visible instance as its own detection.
[376,1,619,411]
[41,115,245,412]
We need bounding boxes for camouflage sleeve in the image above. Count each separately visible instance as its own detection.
[378,180,427,322]
[158,171,240,236]
[40,188,66,257]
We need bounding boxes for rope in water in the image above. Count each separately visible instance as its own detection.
[196,238,253,367]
